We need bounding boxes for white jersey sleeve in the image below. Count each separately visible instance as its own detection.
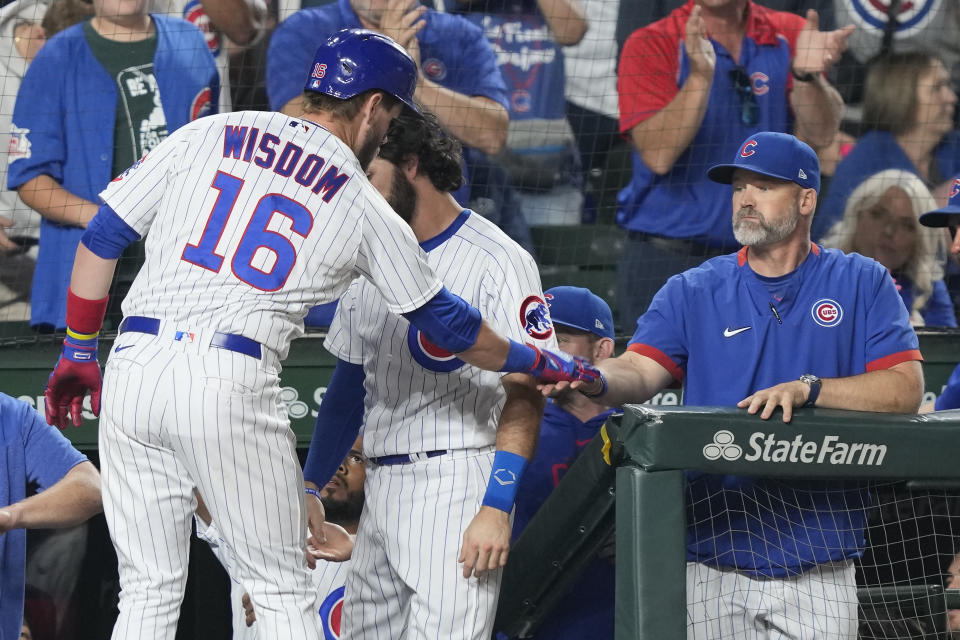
[483,247,557,352]
[324,281,365,365]
[98,120,196,234]
[355,190,444,315]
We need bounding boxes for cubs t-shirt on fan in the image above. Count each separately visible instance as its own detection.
[628,245,922,577]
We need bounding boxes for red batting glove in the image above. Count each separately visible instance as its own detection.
[44,335,102,429]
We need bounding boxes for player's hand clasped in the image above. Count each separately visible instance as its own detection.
[737,380,812,423]
[528,345,604,387]
[45,332,102,429]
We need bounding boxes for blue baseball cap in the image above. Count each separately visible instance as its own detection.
[707,132,820,193]
[544,286,614,339]
[920,176,960,228]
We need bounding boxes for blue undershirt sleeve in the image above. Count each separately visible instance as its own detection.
[402,286,482,354]
[935,362,960,411]
[302,359,367,487]
[80,203,141,259]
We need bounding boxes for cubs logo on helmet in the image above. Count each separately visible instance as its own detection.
[811,298,843,327]
[950,177,960,199]
[318,585,345,639]
[520,295,554,340]
[406,325,466,373]
[740,139,758,157]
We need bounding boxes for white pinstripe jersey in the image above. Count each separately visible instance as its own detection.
[99,111,442,359]
[325,210,557,458]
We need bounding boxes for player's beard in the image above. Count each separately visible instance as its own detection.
[733,203,800,247]
[387,165,418,224]
[356,126,383,171]
[322,490,364,524]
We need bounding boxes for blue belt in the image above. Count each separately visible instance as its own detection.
[370,450,447,466]
[118,316,262,360]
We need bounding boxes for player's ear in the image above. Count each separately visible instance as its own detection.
[401,154,419,181]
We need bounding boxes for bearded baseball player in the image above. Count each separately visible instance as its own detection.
[547,132,923,639]
[40,28,599,640]
[197,437,366,640]
[299,110,552,639]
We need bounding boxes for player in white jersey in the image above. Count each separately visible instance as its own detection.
[198,437,366,640]
[41,29,601,640]
[301,111,553,639]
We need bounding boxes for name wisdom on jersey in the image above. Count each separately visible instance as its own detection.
[221,124,352,202]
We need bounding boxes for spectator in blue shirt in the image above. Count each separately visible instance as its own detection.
[821,169,956,327]
[0,392,102,640]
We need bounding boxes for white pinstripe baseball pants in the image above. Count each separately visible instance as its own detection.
[99,328,321,640]
[342,448,501,640]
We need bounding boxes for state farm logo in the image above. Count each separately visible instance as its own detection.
[703,430,742,461]
[703,430,888,466]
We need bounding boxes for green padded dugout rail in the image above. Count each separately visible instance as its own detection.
[613,405,960,640]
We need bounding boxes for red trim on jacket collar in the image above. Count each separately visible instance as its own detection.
[737,242,819,267]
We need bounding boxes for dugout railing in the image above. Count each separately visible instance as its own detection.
[495,405,960,639]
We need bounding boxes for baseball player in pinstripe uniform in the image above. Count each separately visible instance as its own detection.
[301,110,553,639]
[198,437,365,639]
[40,28,600,640]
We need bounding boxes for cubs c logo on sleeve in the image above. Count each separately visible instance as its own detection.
[318,585,345,639]
[190,88,213,121]
[740,139,758,157]
[811,298,843,327]
[520,295,554,340]
[406,325,466,373]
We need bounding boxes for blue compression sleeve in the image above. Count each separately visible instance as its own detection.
[402,286,482,354]
[302,359,367,487]
[81,204,141,259]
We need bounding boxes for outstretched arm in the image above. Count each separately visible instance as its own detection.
[0,461,101,533]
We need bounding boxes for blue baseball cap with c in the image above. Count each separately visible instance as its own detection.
[544,286,614,340]
[919,175,960,228]
[707,131,820,193]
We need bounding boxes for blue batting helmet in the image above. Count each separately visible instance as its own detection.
[304,28,421,115]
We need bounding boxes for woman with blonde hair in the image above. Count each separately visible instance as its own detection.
[822,169,955,326]
[815,50,960,240]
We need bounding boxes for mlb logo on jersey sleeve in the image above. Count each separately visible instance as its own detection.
[8,125,30,163]
[520,295,554,340]
[407,325,466,373]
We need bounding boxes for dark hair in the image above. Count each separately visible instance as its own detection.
[863,51,944,135]
[378,110,464,193]
[301,89,401,121]
[41,0,93,37]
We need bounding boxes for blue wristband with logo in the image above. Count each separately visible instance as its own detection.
[63,328,98,362]
[499,340,537,373]
[305,487,322,502]
[482,450,528,513]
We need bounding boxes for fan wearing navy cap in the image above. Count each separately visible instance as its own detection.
[921,175,960,412]
[505,285,618,639]
[544,131,924,638]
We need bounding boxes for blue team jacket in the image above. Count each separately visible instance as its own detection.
[8,15,218,329]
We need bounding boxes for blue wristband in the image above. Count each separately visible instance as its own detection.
[499,340,537,373]
[482,450,528,513]
[305,487,322,502]
[62,331,98,362]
